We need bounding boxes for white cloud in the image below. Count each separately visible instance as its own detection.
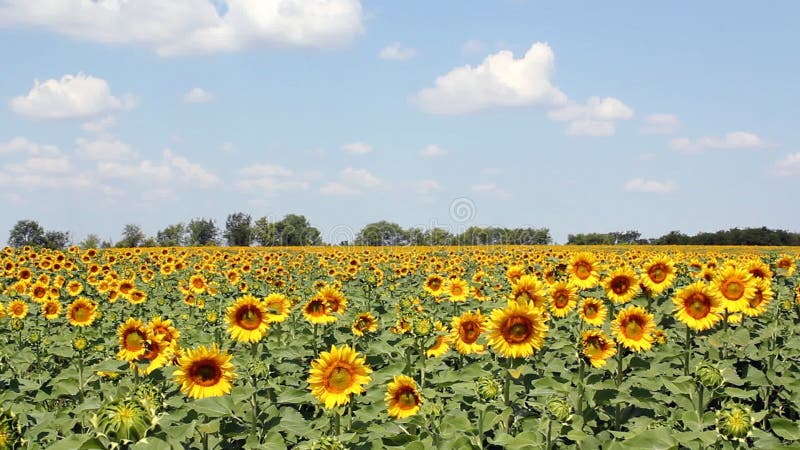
[641,113,680,135]
[670,131,765,153]
[414,180,441,196]
[81,115,117,133]
[549,96,633,136]
[341,141,372,154]
[414,42,567,114]
[0,0,364,56]
[76,137,137,161]
[236,163,308,195]
[183,87,214,103]
[6,156,71,173]
[462,39,485,55]
[420,145,447,158]
[0,172,93,190]
[472,183,510,199]
[773,153,800,176]
[221,142,235,153]
[11,73,135,119]
[94,149,218,187]
[0,137,61,156]
[624,178,675,193]
[319,182,359,196]
[239,164,293,178]
[379,42,417,61]
[163,149,220,186]
[340,167,380,188]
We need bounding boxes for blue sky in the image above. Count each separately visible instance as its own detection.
[1,0,799,244]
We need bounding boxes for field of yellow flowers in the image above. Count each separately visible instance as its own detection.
[1,245,799,449]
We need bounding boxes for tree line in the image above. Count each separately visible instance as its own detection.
[7,217,800,249]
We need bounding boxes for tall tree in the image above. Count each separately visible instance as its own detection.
[252,216,277,246]
[355,221,407,246]
[157,223,187,246]
[187,218,218,246]
[8,220,46,247]
[42,230,71,250]
[79,234,101,249]
[273,214,322,246]
[224,212,253,246]
[116,224,145,248]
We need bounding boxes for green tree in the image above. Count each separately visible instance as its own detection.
[156,223,187,246]
[42,230,71,250]
[187,218,218,246]
[355,221,407,246]
[116,224,146,248]
[252,217,277,246]
[8,220,46,247]
[224,212,253,246]
[273,214,322,246]
[79,234,101,249]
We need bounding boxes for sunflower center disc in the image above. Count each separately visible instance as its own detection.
[723,281,744,300]
[328,366,353,393]
[611,277,630,295]
[624,319,644,340]
[398,390,417,408]
[554,292,569,308]
[238,307,262,330]
[193,362,222,386]
[505,317,532,343]
[460,321,481,344]
[124,332,145,351]
[74,307,89,321]
[649,265,667,283]
[575,262,592,279]
[687,294,711,319]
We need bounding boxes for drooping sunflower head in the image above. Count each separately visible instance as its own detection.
[581,329,617,368]
[385,375,423,419]
[450,310,487,355]
[548,281,578,318]
[603,266,640,304]
[303,297,337,325]
[226,294,269,343]
[568,252,599,289]
[611,305,655,352]
[67,297,98,327]
[351,312,378,337]
[308,344,372,409]
[487,300,549,358]
[173,343,236,399]
[148,317,180,344]
[745,258,772,280]
[117,318,152,362]
[640,255,676,295]
[263,293,291,323]
[672,282,722,331]
[578,298,607,326]
[741,278,773,318]
[712,265,756,313]
[510,275,548,308]
[137,335,176,375]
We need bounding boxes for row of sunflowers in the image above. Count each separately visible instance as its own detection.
[0,245,799,449]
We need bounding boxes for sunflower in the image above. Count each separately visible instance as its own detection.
[117,318,151,362]
[149,317,180,344]
[66,297,98,327]
[444,278,469,302]
[487,300,549,358]
[385,375,423,419]
[505,264,525,284]
[450,310,487,355]
[189,274,207,294]
[603,267,640,304]
[226,294,269,343]
[741,278,773,317]
[423,274,445,297]
[640,255,676,295]
[672,282,722,331]
[712,265,756,313]
[303,297,337,325]
[611,305,655,352]
[174,343,236,399]
[568,252,600,289]
[263,293,291,323]
[128,290,147,305]
[510,275,548,309]
[7,300,28,319]
[581,329,617,368]
[137,335,176,375]
[578,298,607,326]
[745,259,772,280]
[317,286,348,315]
[308,345,372,409]
[41,299,62,320]
[548,281,578,317]
[29,283,49,303]
[0,303,5,321]
[351,312,379,337]
[66,280,84,297]
[775,254,796,276]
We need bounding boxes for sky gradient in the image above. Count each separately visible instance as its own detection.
[1,1,799,244]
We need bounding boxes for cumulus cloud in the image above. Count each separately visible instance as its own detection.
[624,178,675,193]
[472,183,510,199]
[95,149,219,187]
[183,87,214,103]
[773,153,800,176]
[414,42,567,114]
[319,167,381,196]
[0,0,364,56]
[641,113,680,134]
[670,131,765,153]
[10,73,135,119]
[378,42,417,61]
[420,145,447,158]
[81,115,117,133]
[319,182,359,196]
[0,137,61,156]
[549,96,634,136]
[6,156,71,174]
[76,137,137,161]
[236,163,308,194]
[341,141,372,154]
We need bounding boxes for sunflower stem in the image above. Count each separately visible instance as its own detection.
[546,417,553,450]
[684,325,692,376]
[721,310,729,360]
[697,382,704,423]
[614,349,624,431]
[312,324,319,356]
[577,356,585,418]
[503,357,514,434]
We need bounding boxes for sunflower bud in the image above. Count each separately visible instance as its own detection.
[206,312,218,324]
[716,403,753,440]
[475,376,501,401]
[248,360,271,379]
[10,319,23,331]
[72,337,87,351]
[310,436,347,450]
[94,398,152,444]
[28,331,40,344]
[546,396,573,423]
[414,318,433,336]
[695,362,724,389]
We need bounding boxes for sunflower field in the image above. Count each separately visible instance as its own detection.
[1,245,800,449]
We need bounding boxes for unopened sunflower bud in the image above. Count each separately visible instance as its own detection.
[249,360,270,379]
[414,318,433,336]
[95,399,151,443]
[716,403,753,440]
[547,396,573,422]
[475,376,501,401]
[695,362,724,389]
[310,436,347,450]
[10,318,23,331]
[72,337,87,351]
